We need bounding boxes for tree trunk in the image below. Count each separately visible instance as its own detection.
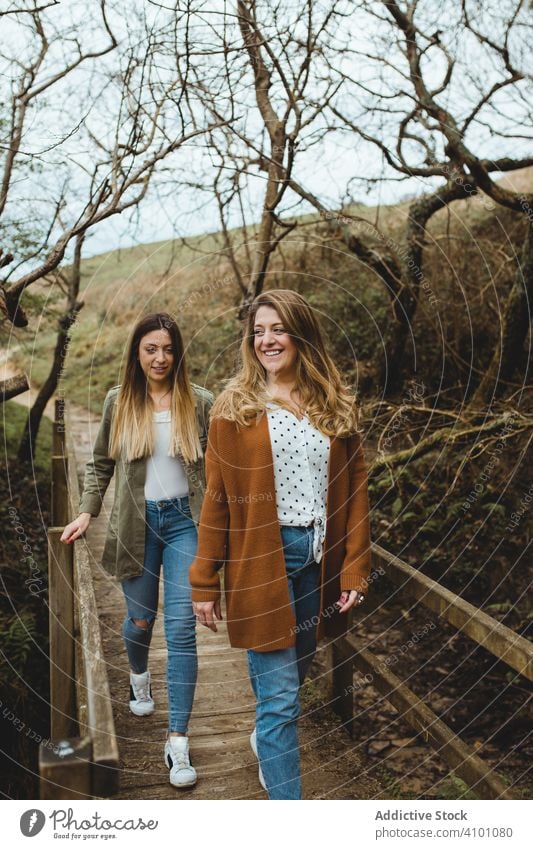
[470,218,533,407]
[379,182,468,395]
[17,307,81,464]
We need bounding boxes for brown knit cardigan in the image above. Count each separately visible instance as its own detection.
[189,413,372,652]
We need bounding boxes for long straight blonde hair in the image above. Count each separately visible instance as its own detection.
[211,289,361,437]
[109,312,202,463]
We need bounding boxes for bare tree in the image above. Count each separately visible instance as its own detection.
[471,216,532,407]
[179,1,531,399]
[17,233,85,463]
[0,2,225,458]
[318,0,533,395]
[0,5,225,318]
[169,0,347,314]
[0,1,59,15]
[0,1,117,325]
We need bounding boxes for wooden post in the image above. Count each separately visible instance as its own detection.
[53,398,66,454]
[54,398,65,423]
[51,455,69,527]
[331,638,355,738]
[48,528,77,739]
[39,737,92,799]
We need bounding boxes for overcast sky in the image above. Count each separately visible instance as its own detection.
[2,0,531,267]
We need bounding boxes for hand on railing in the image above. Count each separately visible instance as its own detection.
[60,513,92,544]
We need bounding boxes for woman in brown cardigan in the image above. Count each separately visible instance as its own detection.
[189,289,371,799]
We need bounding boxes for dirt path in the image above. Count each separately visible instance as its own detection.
[1,357,94,433]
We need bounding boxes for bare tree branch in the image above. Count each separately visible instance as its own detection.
[0,373,29,403]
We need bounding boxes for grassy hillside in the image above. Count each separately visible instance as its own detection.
[10,170,532,412]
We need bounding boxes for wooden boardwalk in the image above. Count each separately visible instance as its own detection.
[70,409,382,800]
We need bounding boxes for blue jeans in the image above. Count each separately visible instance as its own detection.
[247,524,321,800]
[121,496,198,734]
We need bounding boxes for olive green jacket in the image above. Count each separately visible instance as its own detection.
[79,384,213,580]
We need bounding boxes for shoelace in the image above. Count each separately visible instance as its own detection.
[135,683,151,702]
[168,746,190,771]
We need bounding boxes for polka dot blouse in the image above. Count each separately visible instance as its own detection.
[266,402,330,563]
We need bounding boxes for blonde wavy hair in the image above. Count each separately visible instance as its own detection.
[211,289,361,437]
[109,312,202,463]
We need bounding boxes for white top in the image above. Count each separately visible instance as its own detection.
[266,402,330,563]
[144,410,189,501]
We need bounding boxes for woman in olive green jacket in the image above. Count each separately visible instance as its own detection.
[61,312,212,790]
[75,383,212,581]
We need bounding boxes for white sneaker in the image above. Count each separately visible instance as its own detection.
[164,736,197,788]
[250,727,267,790]
[129,670,154,716]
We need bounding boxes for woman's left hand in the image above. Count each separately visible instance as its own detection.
[337,590,365,613]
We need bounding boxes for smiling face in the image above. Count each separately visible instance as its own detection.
[138,328,175,387]
[253,305,298,381]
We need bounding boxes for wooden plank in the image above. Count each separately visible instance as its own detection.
[117,735,261,794]
[340,631,514,800]
[74,583,88,739]
[55,398,65,424]
[39,737,92,800]
[74,537,121,797]
[372,543,533,681]
[117,770,266,800]
[189,705,256,719]
[111,700,254,737]
[331,641,354,738]
[48,529,77,739]
[65,415,83,522]
[116,715,379,800]
[66,422,89,739]
[51,455,69,526]
[52,406,66,454]
[64,405,120,798]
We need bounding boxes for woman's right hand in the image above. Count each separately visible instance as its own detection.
[60,513,92,544]
[193,599,223,632]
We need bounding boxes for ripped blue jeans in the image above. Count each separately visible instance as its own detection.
[121,496,198,733]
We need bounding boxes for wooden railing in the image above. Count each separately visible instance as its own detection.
[329,543,532,800]
[39,400,119,799]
